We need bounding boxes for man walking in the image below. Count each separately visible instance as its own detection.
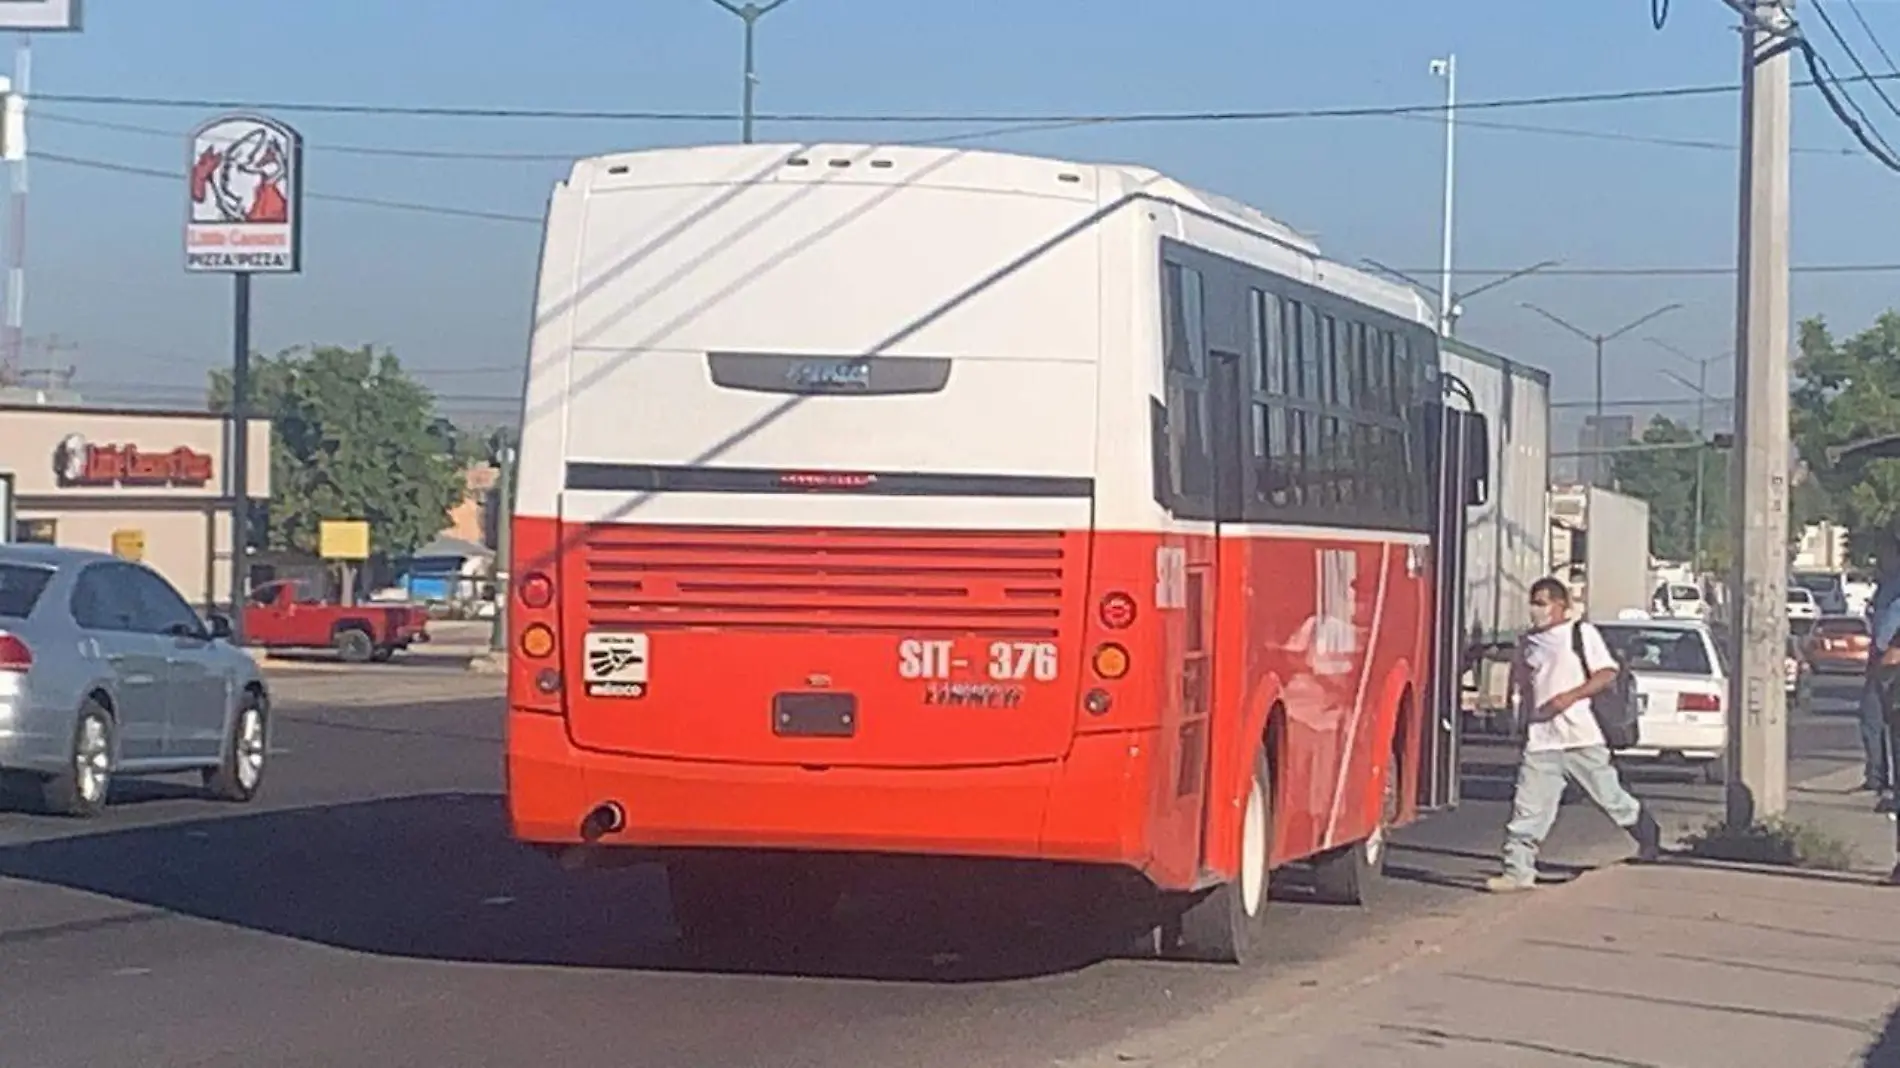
[1859,530,1900,810]
[1487,577,1663,893]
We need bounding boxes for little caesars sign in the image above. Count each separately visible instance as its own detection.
[185,114,304,274]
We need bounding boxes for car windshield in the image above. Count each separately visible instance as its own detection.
[1817,617,1869,637]
[0,563,55,619]
[1787,590,1814,603]
[1599,625,1715,676]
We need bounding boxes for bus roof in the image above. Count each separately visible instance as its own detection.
[557,142,1437,329]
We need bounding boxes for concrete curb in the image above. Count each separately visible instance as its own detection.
[1794,763,1868,794]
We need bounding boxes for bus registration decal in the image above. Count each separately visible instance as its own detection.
[989,641,1058,682]
[583,632,650,698]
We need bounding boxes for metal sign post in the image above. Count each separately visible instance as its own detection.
[185,113,304,643]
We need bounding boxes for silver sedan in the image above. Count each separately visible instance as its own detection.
[0,543,271,816]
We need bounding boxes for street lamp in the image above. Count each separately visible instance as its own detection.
[704,0,796,144]
[1647,337,1733,577]
[1362,257,1559,337]
[1430,54,1457,336]
[1520,301,1684,485]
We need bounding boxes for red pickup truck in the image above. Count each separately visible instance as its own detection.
[244,579,431,662]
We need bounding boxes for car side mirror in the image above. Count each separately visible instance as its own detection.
[206,613,234,641]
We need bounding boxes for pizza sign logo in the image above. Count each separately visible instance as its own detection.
[185,114,303,274]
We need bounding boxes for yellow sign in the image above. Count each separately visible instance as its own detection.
[319,519,371,561]
[110,528,144,561]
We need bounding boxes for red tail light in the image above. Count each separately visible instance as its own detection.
[1098,592,1137,629]
[518,572,554,609]
[1679,692,1722,713]
[0,633,31,672]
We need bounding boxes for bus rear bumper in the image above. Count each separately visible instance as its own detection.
[506,709,1157,870]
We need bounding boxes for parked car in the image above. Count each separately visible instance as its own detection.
[1786,587,1822,623]
[1792,571,1851,616]
[244,578,431,663]
[1597,618,1729,783]
[0,544,270,817]
[1805,614,1872,675]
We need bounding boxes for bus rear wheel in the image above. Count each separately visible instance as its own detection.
[665,852,844,951]
[1167,748,1274,965]
[1310,749,1399,906]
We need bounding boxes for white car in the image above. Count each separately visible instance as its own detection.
[1652,582,1707,620]
[1786,587,1821,622]
[1596,618,1728,784]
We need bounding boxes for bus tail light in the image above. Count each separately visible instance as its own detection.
[507,516,565,716]
[520,623,557,659]
[1092,643,1130,680]
[518,572,554,609]
[1098,592,1137,629]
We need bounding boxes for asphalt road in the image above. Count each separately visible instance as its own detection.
[0,671,1865,1068]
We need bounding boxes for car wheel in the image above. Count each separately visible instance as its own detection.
[204,690,268,802]
[334,628,374,664]
[42,700,114,818]
[1168,747,1274,965]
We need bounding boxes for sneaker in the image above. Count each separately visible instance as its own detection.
[1877,793,1897,815]
[1484,875,1536,894]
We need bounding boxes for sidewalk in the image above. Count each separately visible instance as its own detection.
[1203,859,1900,1067]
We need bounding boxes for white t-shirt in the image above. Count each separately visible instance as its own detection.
[1517,620,1617,752]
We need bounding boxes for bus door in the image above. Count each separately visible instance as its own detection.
[1420,401,1490,812]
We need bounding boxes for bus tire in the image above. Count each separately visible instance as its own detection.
[1169,748,1273,965]
[1310,748,1399,907]
[665,853,842,951]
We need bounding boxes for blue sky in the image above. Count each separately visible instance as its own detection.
[13,0,1900,439]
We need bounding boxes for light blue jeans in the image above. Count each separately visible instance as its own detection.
[1501,745,1643,885]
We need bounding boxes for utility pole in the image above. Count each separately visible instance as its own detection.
[705,0,795,143]
[488,439,515,655]
[3,34,28,380]
[1648,338,1733,578]
[1521,301,1683,485]
[1430,54,1457,336]
[1727,0,1794,826]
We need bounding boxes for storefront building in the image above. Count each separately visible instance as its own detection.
[0,404,271,609]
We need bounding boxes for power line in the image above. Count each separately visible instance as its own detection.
[1845,0,1900,76]
[23,69,1900,128]
[34,150,542,224]
[36,104,1875,164]
[1807,0,1900,133]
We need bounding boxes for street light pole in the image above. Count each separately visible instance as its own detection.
[1648,338,1734,579]
[1362,257,1558,337]
[487,442,515,655]
[1430,54,1457,336]
[706,0,795,143]
[1521,301,1684,485]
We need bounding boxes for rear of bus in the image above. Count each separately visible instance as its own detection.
[504,145,1153,871]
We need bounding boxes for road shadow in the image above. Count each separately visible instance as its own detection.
[0,792,1192,984]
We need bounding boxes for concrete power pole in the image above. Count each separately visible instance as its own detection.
[1726,0,1795,827]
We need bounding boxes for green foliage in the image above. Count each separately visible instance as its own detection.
[1792,311,1900,563]
[1681,816,1860,871]
[1611,416,1730,566]
[209,345,466,560]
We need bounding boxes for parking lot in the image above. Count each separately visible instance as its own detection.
[0,665,1874,1068]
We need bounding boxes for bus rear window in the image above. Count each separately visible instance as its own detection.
[0,564,54,619]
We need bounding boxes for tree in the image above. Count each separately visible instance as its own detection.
[1791,311,1900,563]
[1611,415,1731,567]
[209,345,467,561]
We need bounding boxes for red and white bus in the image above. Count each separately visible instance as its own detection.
[504,144,1488,964]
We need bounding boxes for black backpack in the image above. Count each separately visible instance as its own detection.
[1571,621,1640,749]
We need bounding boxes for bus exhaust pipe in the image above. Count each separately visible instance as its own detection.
[581,801,626,841]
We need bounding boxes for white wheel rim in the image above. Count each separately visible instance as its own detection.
[76,715,110,804]
[1240,775,1267,917]
[236,706,266,788]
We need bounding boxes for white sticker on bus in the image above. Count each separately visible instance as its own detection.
[584,632,649,698]
[1156,546,1188,610]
